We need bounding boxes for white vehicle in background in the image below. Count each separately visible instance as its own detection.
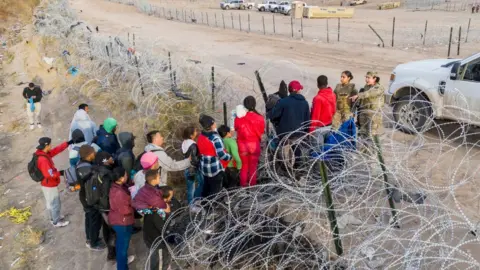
[385,52,480,133]
[268,1,290,12]
[256,0,278,11]
[280,1,306,15]
[220,0,254,10]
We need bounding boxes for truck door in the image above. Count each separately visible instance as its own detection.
[444,54,480,125]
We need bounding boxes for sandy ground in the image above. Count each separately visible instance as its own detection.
[0,0,479,269]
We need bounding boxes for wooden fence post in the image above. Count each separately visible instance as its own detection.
[465,18,471,43]
[290,15,294,38]
[457,26,461,56]
[223,102,228,126]
[223,13,226,29]
[211,66,215,111]
[447,26,453,57]
[273,15,276,34]
[391,17,395,47]
[326,19,329,43]
[301,16,304,39]
[239,14,242,31]
[423,20,428,45]
[231,13,234,28]
[263,16,266,35]
[337,18,340,42]
[248,14,251,33]
[215,13,218,27]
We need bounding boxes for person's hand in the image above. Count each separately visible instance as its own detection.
[350,95,358,102]
[67,140,74,145]
[165,203,171,214]
[59,170,65,176]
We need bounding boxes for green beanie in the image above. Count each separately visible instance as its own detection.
[103,118,117,133]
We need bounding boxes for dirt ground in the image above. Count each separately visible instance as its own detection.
[0,0,479,269]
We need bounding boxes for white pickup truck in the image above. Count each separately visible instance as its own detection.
[280,1,307,15]
[268,1,290,12]
[220,0,255,10]
[256,0,278,11]
[385,52,480,133]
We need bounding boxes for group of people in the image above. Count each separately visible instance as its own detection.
[28,69,384,270]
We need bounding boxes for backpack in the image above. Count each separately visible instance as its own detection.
[84,166,111,209]
[65,161,91,186]
[27,153,50,183]
[132,149,163,172]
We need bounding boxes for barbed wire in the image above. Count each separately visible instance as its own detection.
[33,0,480,269]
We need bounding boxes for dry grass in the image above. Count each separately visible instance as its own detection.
[4,51,14,64]
[0,0,40,23]
[16,226,45,248]
[5,118,24,133]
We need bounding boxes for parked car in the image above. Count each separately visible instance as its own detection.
[350,0,367,6]
[269,1,290,12]
[220,0,254,10]
[385,52,480,133]
[280,1,306,15]
[256,0,278,11]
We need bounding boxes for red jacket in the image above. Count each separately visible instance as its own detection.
[234,112,265,143]
[36,142,68,187]
[310,87,336,132]
[108,182,135,226]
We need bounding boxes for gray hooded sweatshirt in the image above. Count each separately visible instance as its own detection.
[144,143,190,186]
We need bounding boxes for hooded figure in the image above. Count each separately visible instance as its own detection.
[266,80,289,131]
[114,132,135,179]
[69,129,101,166]
[268,80,310,138]
[96,118,120,155]
[234,96,265,187]
[69,109,97,144]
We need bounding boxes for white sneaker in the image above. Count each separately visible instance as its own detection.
[52,220,69,227]
[37,124,42,129]
[29,124,34,130]
[127,255,135,264]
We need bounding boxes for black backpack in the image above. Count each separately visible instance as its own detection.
[28,153,50,183]
[133,149,163,172]
[85,166,111,210]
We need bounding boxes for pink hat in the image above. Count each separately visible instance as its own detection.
[140,152,159,170]
[288,80,303,92]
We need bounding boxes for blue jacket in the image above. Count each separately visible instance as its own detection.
[95,125,120,155]
[268,93,310,138]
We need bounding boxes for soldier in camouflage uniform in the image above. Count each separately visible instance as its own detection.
[350,71,385,139]
[332,71,358,129]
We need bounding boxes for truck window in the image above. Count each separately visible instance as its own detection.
[460,60,480,82]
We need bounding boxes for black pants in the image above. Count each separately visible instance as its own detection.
[101,212,116,259]
[84,206,102,245]
[202,171,226,198]
[224,167,239,189]
[149,245,171,270]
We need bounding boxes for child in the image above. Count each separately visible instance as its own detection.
[131,152,159,198]
[133,169,173,270]
[181,126,203,204]
[108,167,135,269]
[218,125,242,189]
[197,115,232,198]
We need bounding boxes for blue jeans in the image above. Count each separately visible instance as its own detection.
[184,170,204,204]
[112,225,133,270]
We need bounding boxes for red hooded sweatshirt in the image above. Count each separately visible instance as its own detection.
[310,87,336,132]
[35,142,68,187]
[234,111,265,144]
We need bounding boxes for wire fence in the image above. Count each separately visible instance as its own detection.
[29,0,480,269]
[106,0,480,50]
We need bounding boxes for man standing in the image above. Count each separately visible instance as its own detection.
[144,130,190,187]
[69,103,97,144]
[35,137,72,227]
[310,75,336,148]
[23,83,43,130]
[197,115,232,198]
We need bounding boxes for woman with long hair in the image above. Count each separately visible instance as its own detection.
[234,96,265,186]
[332,70,358,129]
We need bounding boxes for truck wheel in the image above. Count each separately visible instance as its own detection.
[260,7,265,11]
[274,8,279,12]
[240,5,246,10]
[248,5,253,9]
[392,95,433,134]
[286,10,291,16]
[225,5,230,10]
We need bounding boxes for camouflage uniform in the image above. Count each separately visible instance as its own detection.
[357,82,385,138]
[332,83,357,129]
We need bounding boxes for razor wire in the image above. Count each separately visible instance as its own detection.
[32,0,480,269]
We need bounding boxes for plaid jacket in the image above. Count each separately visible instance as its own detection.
[197,131,232,177]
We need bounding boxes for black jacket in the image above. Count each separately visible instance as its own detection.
[115,132,135,180]
[92,164,115,211]
[183,143,200,169]
[76,160,93,209]
[268,93,310,138]
[23,87,43,103]
[143,212,167,249]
